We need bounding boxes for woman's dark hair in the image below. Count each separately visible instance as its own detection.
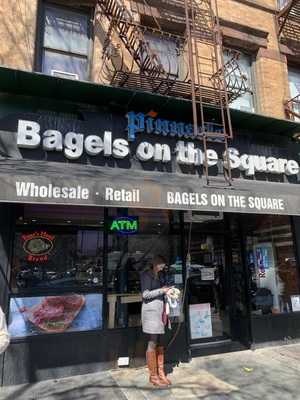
[151,255,167,269]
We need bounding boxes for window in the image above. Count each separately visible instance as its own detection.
[288,67,300,120]
[107,209,182,329]
[144,33,180,77]
[278,0,289,9]
[40,5,90,80]
[244,215,300,315]
[8,205,104,338]
[224,50,255,113]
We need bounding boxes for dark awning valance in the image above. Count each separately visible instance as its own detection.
[0,159,300,216]
[1,66,300,138]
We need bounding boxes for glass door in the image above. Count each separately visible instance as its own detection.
[184,212,231,343]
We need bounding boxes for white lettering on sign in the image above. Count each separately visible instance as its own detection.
[248,196,285,211]
[166,191,286,212]
[105,187,140,203]
[17,120,41,148]
[17,125,130,161]
[136,142,154,161]
[15,182,89,200]
[167,191,208,206]
[16,119,300,178]
[43,130,63,151]
[166,191,285,211]
[224,148,300,176]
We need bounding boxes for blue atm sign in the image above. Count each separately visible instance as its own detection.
[109,217,139,235]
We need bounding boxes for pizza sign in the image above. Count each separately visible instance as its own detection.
[22,231,55,262]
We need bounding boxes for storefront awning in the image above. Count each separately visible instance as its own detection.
[1,66,300,137]
[1,159,300,216]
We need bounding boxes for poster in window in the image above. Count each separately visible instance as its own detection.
[8,293,103,338]
[189,303,212,339]
[291,295,300,312]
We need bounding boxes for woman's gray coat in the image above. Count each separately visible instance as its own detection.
[140,270,166,335]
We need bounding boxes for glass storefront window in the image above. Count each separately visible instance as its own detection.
[12,229,104,290]
[107,208,182,329]
[12,206,104,292]
[9,205,104,338]
[244,215,300,315]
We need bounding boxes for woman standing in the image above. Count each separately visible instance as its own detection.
[140,255,172,387]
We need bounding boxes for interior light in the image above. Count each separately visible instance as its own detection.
[67,220,72,224]
[293,132,300,141]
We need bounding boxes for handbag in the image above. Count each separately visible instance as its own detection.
[0,306,10,355]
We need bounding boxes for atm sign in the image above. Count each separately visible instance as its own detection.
[109,217,139,235]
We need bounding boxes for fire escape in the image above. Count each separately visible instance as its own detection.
[96,0,249,184]
[277,0,300,120]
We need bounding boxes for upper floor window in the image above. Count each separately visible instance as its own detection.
[144,33,180,77]
[224,50,255,113]
[278,0,290,10]
[41,5,91,80]
[288,67,300,120]
[288,67,300,99]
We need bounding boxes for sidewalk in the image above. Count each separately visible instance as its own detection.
[1,343,300,400]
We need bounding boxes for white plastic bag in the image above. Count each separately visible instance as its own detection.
[0,307,10,354]
[167,293,181,318]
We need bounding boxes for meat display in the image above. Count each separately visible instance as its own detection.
[27,294,85,333]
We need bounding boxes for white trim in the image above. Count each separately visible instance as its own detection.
[51,70,79,80]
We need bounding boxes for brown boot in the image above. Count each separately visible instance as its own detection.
[146,350,167,387]
[157,346,172,385]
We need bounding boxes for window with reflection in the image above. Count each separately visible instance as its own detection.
[12,205,104,292]
[41,5,90,80]
[9,205,104,338]
[107,208,182,329]
[244,214,300,315]
[224,49,255,113]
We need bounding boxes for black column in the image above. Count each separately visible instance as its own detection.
[291,216,300,292]
[0,203,15,386]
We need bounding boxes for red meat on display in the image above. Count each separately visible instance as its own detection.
[27,294,85,333]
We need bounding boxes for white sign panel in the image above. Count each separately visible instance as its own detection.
[189,303,212,339]
[201,268,215,281]
[291,295,300,312]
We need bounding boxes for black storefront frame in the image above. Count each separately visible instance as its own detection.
[183,219,233,346]
[0,204,190,385]
[6,217,106,345]
[6,206,187,345]
[7,206,300,342]
[6,207,300,336]
[244,214,300,344]
[3,204,300,384]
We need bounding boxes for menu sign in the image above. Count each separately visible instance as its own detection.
[189,303,212,339]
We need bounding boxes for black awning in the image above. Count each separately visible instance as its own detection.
[0,159,300,215]
[1,66,300,137]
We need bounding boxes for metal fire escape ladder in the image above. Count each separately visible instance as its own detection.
[184,0,233,186]
[97,0,167,79]
[278,0,300,39]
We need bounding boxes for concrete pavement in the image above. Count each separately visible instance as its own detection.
[1,343,300,400]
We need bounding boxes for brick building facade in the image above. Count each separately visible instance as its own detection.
[1,0,300,387]
[0,0,297,119]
